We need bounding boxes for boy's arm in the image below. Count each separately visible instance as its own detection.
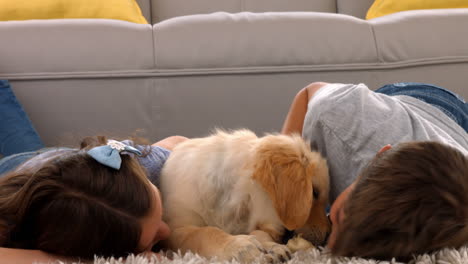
[281,82,329,135]
[0,247,77,264]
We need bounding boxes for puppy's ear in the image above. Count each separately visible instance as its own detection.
[252,136,313,230]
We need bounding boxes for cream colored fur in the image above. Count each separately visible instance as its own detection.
[160,129,330,262]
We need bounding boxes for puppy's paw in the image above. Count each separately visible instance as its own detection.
[286,235,315,253]
[262,241,292,262]
[222,235,266,263]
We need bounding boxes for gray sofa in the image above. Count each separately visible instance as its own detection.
[1,0,467,146]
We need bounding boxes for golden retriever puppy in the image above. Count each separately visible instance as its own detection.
[160,129,330,262]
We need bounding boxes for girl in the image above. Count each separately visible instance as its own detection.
[0,135,187,263]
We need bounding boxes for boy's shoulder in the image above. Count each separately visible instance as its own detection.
[311,83,369,105]
[308,83,395,125]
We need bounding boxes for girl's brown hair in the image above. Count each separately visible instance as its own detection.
[0,136,155,259]
[332,141,468,261]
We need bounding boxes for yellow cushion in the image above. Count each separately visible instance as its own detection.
[0,0,148,24]
[366,0,468,20]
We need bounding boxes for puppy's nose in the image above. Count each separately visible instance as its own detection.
[281,229,295,244]
[323,231,331,245]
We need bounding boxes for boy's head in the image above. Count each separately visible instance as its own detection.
[329,141,468,261]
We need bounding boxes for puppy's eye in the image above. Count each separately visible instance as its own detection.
[313,189,319,199]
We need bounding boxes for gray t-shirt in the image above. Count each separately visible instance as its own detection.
[302,83,468,202]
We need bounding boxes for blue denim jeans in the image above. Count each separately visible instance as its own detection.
[0,150,42,176]
[0,148,70,177]
[375,82,468,132]
[0,80,44,156]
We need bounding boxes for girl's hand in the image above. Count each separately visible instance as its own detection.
[140,250,164,261]
[0,247,78,264]
[152,136,189,151]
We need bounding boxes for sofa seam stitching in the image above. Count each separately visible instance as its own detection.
[3,56,468,80]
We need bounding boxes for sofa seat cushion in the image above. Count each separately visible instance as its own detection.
[151,0,336,23]
[154,12,378,70]
[0,19,153,75]
[0,0,148,24]
[371,9,468,64]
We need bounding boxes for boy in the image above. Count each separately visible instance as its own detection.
[282,82,468,260]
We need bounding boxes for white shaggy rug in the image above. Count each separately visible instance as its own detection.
[46,246,468,264]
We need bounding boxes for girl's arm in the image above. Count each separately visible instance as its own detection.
[281,82,329,135]
[151,136,189,151]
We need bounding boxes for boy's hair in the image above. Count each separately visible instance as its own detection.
[332,141,468,261]
[0,136,155,259]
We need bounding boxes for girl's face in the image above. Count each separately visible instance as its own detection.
[137,184,171,252]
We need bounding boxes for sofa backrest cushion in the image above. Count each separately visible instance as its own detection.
[336,0,375,19]
[136,0,152,23]
[151,0,336,23]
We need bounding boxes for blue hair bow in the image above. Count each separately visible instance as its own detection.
[87,140,142,170]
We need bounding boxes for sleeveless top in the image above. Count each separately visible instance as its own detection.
[3,140,170,188]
